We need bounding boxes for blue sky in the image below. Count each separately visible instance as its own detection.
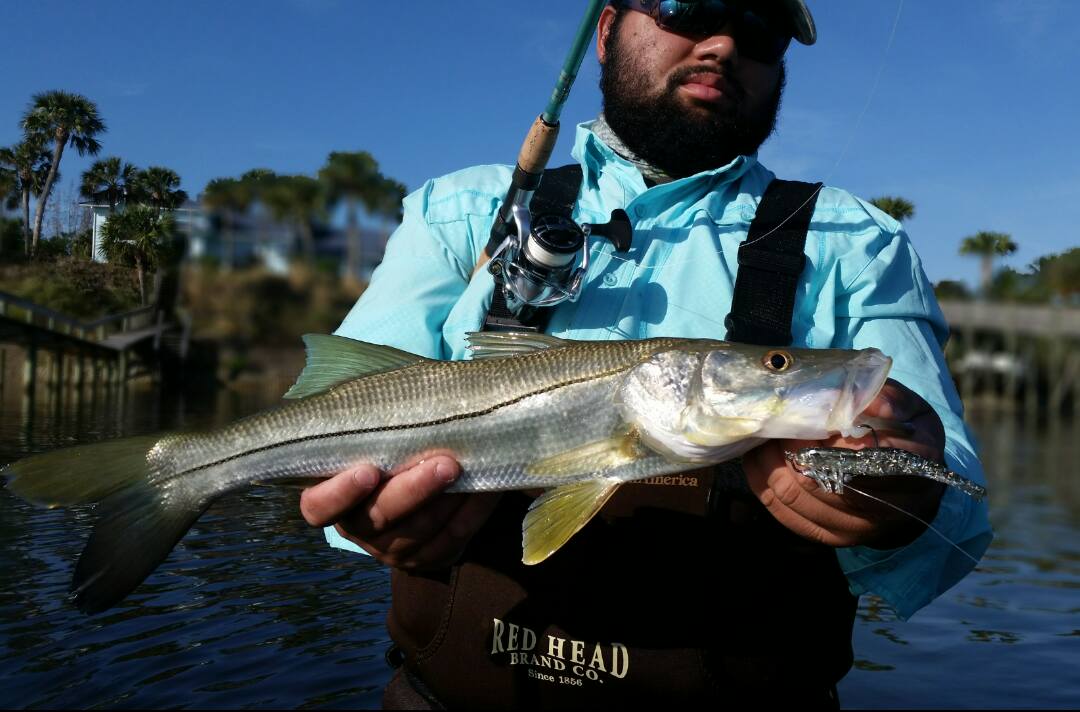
[2,0,1077,286]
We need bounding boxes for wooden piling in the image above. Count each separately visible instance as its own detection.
[1049,341,1077,416]
[23,340,37,399]
[961,322,977,408]
[1024,340,1039,424]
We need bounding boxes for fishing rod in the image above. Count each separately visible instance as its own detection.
[483,0,632,330]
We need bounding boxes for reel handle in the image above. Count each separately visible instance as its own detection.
[586,209,633,252]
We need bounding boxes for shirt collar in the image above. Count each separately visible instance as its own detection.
[572,121,759,195]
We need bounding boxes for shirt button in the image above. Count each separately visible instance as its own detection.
[603,273,618,286]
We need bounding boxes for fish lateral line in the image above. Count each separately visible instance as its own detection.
[165,364,632,480]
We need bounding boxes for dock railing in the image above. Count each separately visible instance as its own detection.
[0,290,157,345]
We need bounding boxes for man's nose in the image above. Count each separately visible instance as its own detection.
[691,21,739,63]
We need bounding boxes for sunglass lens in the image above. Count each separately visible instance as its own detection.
[735,10,791,62]
[653,0,790,63]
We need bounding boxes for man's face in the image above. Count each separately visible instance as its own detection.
[598,6,786,178]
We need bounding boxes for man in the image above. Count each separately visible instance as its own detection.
[300,1,992,707]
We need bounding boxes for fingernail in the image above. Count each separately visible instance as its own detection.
[434,461,459,484]
[352,469,379,489]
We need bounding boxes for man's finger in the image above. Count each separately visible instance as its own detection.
[300,465,382,527]
[364,455,462,533]
[360,494,468,557]
[399,492,503,570]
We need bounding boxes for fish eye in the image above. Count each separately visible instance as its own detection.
[763,350,793,372]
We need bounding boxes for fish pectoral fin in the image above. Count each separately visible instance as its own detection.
[522,479,622,565]
[465,331,567,360]
[284,334,428,399]
[682,415,762,447]
[525,432,644,477]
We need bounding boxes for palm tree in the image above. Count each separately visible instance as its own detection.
[960,230,1018,296]
[239,169,279,264]
[0,139,54,256]
[319,151,382,281]
[20,91,105,256]
[869,196,915,223]
[263,175,326,260]
[134,166,188,210]
[371,178,407,257]
[374,178,407,223]
[80,156,137,212]
[203,177,248,269]
[99,205,174,305]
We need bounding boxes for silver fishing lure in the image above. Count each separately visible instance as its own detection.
[785,447,987,501]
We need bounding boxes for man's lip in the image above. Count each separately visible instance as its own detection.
[681,72,727,90]
[677,72,734,103]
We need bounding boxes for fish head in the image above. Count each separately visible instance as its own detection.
[616,342,891,463]
[695,344,892,440]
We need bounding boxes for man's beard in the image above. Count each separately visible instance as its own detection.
[600,20,785,179]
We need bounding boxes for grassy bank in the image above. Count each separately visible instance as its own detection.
[0,258,141,320]
[180,263,365,383]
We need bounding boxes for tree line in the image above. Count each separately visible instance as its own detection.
[202,153,406,282]
[868,195,1076,305]
[2,91,1071,307]
[1,90,409,307]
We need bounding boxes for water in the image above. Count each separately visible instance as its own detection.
[1,385,1077,709]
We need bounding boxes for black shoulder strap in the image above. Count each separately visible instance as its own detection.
[482,165,584,332]
[724,179,822,346]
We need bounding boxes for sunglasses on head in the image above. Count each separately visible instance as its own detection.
[614,0,793,64]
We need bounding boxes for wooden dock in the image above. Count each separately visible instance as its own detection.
[0,290,180,402]
[939,299,1079,417]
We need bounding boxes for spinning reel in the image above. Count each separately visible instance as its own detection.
[487,204,633,319]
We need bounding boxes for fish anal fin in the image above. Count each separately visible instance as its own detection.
[526,431,644,478]
[284,334,426,399]
[521,479,622,565]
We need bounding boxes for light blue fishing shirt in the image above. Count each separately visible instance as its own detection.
[326,121,993,620]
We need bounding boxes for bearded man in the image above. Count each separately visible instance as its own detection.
[300,1,992,707]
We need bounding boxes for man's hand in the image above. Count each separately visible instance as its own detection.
[742,379,947,550]
[299,451,501,570]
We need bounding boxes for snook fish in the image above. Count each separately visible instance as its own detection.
[3,331,891,613]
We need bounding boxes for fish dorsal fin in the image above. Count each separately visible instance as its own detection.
[522,478,622,565]
[466,331,567,360]
[284,334,426,399]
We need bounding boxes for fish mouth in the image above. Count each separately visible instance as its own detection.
[825,349,892,435]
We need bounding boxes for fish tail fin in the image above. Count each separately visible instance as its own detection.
[73,482,208,614]
[2,435,209,614]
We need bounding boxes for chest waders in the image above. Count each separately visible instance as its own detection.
[382,173,854,710]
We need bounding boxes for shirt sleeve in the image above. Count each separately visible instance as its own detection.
[829,225,994,620]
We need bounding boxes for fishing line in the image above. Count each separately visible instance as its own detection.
[832,480,981,567]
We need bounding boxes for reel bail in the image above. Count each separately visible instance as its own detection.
[488,207,633,317]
